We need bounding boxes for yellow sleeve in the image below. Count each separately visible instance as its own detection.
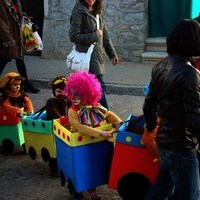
[105,110,122,125]
[68,108,102,137]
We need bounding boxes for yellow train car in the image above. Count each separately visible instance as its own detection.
[22,111,57,173]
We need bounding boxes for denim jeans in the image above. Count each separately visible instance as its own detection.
[145,149,200,200]
[96,74,109,110]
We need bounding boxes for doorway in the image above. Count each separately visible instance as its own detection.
[20,0,44,38]
[148,0,199,37]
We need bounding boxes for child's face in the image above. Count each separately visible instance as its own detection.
[55,88,66,99]
[71,94,82,106]
[10,80,21,93]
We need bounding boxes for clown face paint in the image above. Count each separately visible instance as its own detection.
[71,94,82,106]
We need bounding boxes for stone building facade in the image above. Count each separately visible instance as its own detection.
[42,0,148,62]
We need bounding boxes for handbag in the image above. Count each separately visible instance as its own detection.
[21,17,43,52]
[66,14,99,72]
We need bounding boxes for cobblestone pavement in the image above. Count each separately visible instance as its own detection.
[0,89,145,200]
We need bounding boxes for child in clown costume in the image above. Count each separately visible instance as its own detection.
[65,71,122,138]
[0,72,34,116]
[64,71,122,200]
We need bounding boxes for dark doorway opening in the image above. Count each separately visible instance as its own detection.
[20,0,44,55]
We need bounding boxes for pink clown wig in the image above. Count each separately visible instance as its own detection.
[64,71,102,106]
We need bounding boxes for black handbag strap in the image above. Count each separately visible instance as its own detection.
[33,106,46,119]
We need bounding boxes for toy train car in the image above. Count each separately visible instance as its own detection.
[53,119,115,194]
[0,112,24,153]
[0,111,159,200]
[108,114,159,200]
[22,111,58,173]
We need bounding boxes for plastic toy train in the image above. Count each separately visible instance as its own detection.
[0,111,159,200]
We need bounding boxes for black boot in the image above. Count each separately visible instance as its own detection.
[22,80,40,93]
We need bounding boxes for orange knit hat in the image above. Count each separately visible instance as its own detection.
[0,72,24,89]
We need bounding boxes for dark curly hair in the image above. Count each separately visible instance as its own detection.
[79,0,103,14]
[167,19,200,57]
[48,76,67,96]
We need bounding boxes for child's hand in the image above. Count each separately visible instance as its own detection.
[96,29,103,37]
[115,122,123,131]
[20,111,28,118]
[141,128,158,161]
[100,131,112,138]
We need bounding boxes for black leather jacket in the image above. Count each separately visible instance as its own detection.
[143,55,200,152]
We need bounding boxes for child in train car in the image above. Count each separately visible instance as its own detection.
[65,71,123,138]
[0,72,34,116]
[64,71,123,200]
[46,76,71,125]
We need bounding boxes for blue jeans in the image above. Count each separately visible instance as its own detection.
[96,74,109,110]
[145,149,200,200]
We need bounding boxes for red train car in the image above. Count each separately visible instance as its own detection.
[109,114,159,200]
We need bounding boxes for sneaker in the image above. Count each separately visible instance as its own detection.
[23,80,40,93]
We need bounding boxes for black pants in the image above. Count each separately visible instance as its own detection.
[96,74,109,110]
[0,58,28,79]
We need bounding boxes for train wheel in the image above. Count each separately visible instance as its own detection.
[60,170,65,187]
[29,146,37,160]
[41,148,50,162]
[22,143,26,153]
[117,173,151,200]
[2,139,14,154]
[67,178,74,194]
[67,178,83,199]
[48,158,58,174]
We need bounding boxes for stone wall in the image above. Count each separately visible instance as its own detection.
[42,0,148,62]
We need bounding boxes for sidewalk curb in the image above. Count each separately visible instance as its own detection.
[31,80,145,96]
[106,83,145,96]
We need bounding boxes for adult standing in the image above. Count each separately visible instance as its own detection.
[69,0,119,109]
[0,0,40,93]
[143,19,200,200]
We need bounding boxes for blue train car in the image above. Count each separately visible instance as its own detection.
[53,119,114,193]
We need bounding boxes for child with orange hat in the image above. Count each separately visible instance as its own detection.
[0,72,34,116]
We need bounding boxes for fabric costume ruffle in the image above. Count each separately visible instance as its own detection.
[77,105,107,127]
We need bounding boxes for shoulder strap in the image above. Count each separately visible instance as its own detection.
[96,14,99,29]
[33,105,46,119]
